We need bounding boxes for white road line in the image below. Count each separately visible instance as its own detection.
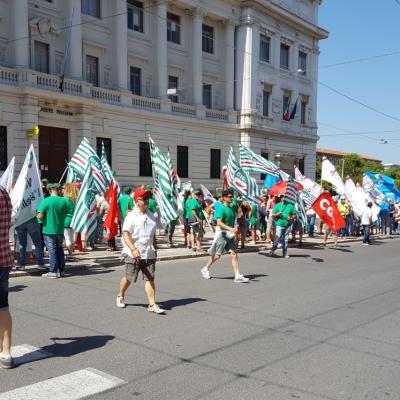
[0,368,126,400]
[11,344,51,365]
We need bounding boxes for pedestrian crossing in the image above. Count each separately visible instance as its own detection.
[0,344,126,399]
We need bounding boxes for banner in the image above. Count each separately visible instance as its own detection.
[200,184,215,204]
[321,156,346,195]
[362,174,384,205]
[0,156,15,193]
[239,144,280,177]
[312,192,345,233]
[10,146,43,228]
[294,166,323,198]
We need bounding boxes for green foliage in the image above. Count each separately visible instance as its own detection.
[384,168,400,188]
[342,154,365,184]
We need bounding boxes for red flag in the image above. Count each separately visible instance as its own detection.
[312,192,345,234]
[103,180,119,240]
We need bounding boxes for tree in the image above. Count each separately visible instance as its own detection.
[342,154,365,185]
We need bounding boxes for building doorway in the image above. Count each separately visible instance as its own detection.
[38,126,69,182]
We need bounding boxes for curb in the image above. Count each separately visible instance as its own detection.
[9,235,399,279]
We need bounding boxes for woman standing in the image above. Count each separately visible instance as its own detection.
[63,183,79,260]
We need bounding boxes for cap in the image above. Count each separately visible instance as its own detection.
[194,189,203,196]
[133,188,151,202]
[47,183,61,190]
[143,184,154,190]
[340,196,346,200]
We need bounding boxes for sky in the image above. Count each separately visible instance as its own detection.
[317,0,400,164]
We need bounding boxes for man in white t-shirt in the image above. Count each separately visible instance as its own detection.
[116,187,165,314]
[361,202,373,246]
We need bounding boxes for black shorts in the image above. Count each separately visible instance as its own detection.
[0,267,11,310]
[124,256,156,283]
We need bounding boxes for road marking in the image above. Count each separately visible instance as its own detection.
[11,344,51,365]
[0,368,125,400]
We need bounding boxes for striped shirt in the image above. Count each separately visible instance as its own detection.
[0,186,13,267]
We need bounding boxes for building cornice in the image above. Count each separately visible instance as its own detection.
[240,0,329,40]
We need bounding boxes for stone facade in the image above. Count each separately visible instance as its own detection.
[0,0,328,187]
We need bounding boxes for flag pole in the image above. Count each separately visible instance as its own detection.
[58,162,69,184]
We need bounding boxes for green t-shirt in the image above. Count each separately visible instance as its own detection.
[183,197,193,219]
[272,202,298,227]
[118,194,134,220]
[215,204,236,228]
[64,198,75,228]
[148,197,157,213]
[189,198,204,220]
[37,196,68,235]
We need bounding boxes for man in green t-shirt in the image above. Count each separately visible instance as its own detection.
[268,196,298,259]
[201,189,249,283]
[37,183,68,278]
[118,188,134,220]
[188,190,205,252]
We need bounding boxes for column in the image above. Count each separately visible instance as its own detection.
[292,42,299,73]
[272,32,281,70]
[225,22,235,110]
[192,10,203,106]
[236,13,259,114]
[21,96,39,155]
[310,48,319,125]
[156,1,168,99]
[113,0,128,89]
[12,0,29,68]
[67,0,83,80]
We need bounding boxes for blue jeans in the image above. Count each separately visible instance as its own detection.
[307,214,316,236]
[44,234,65,274]
[272,225,291,256]
[15,217,44,267]
[363,225,370,243]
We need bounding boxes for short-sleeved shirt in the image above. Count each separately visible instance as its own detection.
[189,198,204,220]
[216,204,236,228]
[183,197,193,219]
[147,198,157,213]
[361,208,373,225]
[37,196,68,235]
[121,208,157,260]
[118,194,134,220]
[272,202,298,227]
[64,198,75,228]
[213,201,221,220]
[0,186,13,267]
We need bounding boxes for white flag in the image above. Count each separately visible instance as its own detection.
[321,156,346,195]
[0,157,15,193]
[362,174,384,205]
[10,146,43,228]
[200,184,215,204]
[294,166,323,199]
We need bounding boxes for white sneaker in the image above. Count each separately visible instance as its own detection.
[283,254,290,259]
[148,304,165,314]
[116,296,126,308]
[201,267,211,280]
[234,274,250,283]
[42,272,58,279]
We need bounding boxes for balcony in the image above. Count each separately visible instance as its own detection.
[0,66,235,123]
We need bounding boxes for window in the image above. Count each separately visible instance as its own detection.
[85,55,98,86]
[280,43,290,69]
[34,41,49,74]
[168,75,179,103]
[130,67,141,96]
[262,90,269,116]
[210,149,221,179]
[301,100,307,124]
[202,25,214,54]
[203,84,212,109]
[167,13,180,44]
[0,126,7,171]
[298,51,307,75]
[282,95,290,119]
[127,0,143,32]
[139,142,152,176]
[298,158,305,174]
[96,137,112,167]
[81,0,100,18]
[260,152,269,181]
[259,34,270,62]
[177,146,188,178]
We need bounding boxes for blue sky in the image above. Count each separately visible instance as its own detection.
[317,0,400,163]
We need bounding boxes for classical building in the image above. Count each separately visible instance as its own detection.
[0,0,328,187]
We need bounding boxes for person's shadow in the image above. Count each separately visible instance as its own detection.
[128,297,207,310]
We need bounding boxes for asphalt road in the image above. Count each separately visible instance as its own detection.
[1,238,400,400]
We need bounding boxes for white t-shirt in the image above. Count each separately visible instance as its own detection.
[121,208,157,260]
[361,207,373,225]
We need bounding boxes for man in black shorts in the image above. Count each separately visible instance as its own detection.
[116,188,165,314]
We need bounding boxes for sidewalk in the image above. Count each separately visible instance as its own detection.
[10,228,400,278]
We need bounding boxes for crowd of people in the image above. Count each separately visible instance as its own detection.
[1,177,398,369]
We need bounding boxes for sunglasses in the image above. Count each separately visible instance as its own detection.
[226,195,234,198]
[137,197,149,201]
